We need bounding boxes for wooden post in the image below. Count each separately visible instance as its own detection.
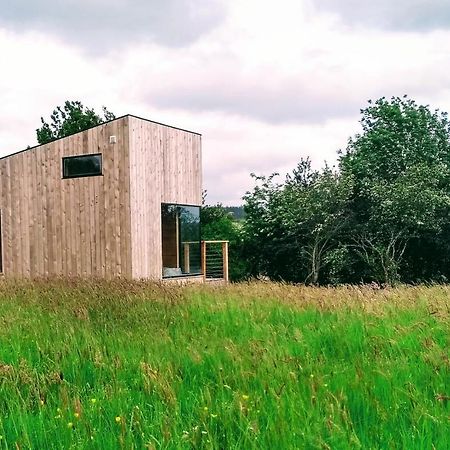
[175,213,180,268]
[222,241,229,283]
[201,240,206,281]
[183,243,190,273]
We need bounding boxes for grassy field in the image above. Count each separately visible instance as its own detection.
[0,280,449,449]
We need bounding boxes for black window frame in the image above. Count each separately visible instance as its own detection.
[161,203,202,278]
[0,210,3,274]
[62,153,103,179]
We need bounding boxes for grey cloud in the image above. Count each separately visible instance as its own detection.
[147,77,362,124]
[1,0,225,50]
[312,0,450,31]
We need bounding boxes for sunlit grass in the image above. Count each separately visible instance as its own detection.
[0,279,449,449]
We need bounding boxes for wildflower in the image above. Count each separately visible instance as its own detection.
[57,408,62,413]
[39,400,45,406]
[242,395,249,401]
[90,398,97,404]
[203,406,208,411]
[115,416,122,423]
[74,412,80,419]
[182,431,189,440]
[67,422,74,429]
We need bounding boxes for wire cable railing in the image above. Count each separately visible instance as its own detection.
[179,240,229,282]
[201,240,229,282]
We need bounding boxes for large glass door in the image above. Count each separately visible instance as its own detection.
[161,204,201,277]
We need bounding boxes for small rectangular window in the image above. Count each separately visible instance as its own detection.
[62,153,102,179]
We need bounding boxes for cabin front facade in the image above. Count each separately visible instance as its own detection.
[0,115,207,280]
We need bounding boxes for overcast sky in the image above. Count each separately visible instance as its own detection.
[1,0,450,204]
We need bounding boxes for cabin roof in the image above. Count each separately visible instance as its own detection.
[0,114,202,162]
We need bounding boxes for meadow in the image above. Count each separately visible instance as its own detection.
[0,279,449,449]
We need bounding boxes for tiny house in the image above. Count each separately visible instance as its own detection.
[0,115,221,280]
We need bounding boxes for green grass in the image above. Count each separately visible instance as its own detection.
[0,280,449,449]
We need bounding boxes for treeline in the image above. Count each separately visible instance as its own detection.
[203,96,450,284]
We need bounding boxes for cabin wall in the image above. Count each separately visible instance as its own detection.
[0,117,132,277]
[129,117,202,279]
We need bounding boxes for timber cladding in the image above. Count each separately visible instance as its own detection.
[0,115,202,279]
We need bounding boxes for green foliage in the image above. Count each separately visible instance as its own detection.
[1,280,450,449]
[243,160,353,283]
[243,96,450,285]
[339,96,450,284]
[201,204,249,281]
[340,96,450,184]
[36,101,116,145]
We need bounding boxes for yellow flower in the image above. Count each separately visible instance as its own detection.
[203,406,208,411]
[67,422,74,429]
[74,412,80,419]
[242,395,249,401]
[90,398,97,404]
[115,416,122,423]
[39,400,45,406]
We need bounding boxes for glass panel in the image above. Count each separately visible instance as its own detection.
[162,204,179,275]
[161,204,201,277]
[179,205,201,275]
[63,154,102,178]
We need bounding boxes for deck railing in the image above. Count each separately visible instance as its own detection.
[201,240,229,282]
[180,240,229,282]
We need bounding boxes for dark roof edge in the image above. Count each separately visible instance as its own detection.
[0,114,201,162]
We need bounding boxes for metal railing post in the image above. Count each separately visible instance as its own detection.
[222,241,229,283]
[201,240,207,281]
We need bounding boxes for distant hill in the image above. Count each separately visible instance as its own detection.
[224,206,245,221]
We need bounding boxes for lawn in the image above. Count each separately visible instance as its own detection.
[0,280,449,449]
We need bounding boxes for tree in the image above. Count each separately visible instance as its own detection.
[242,96,450,285]
[36,101,116,145]
[201,203,249,281]
[242,172,294,280]
[340,96,450,284]
[243,160,353,284]
[340,96,450,185]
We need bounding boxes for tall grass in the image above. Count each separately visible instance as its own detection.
[0,279,449,449]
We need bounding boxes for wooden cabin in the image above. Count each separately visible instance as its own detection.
[0,115,227,281]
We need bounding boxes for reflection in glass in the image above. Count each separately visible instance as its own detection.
[161,204,201,277]
[63,154,102,178]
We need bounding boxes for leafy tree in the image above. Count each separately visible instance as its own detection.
[36,101,116,145]
[282,163,353,284]
[340,96,450,284]
[243,160,353,284]
[242,173,294,280]
[201,203,249,281]
[340,96,450,184]
[243,96,450,285]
